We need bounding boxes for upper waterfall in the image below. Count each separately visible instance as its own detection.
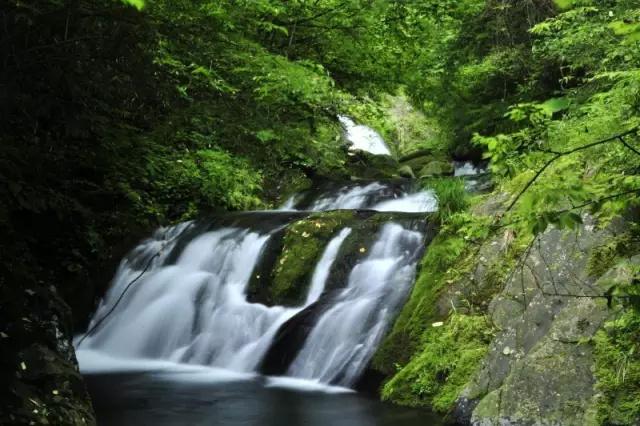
[280,181,438,213]
[338,115,391,156]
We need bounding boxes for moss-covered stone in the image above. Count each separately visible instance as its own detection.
[269,210,356,306]
[398,164,415,179]
[401,154,433,173]
[345,151,400,179]
[418,160,454,178]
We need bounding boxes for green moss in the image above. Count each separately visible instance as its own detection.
[381,314,493,412]
[270,211,355,305]
[593,310,640,425]
[373,212,486,375]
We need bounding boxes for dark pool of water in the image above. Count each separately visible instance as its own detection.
[85,371,443,426]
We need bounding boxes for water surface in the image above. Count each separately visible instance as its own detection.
[85,371,443,426]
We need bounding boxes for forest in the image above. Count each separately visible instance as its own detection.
[1,0,639,425]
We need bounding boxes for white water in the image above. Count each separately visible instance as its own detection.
[373,191,437,213]
[454,161,485,177]
[78,226,292,372]
[76,215,425,389]
[287,224,423,386]
[308,182,387,211]
[338,115,391,156]
[281,182,438,213]
[76,223,365,376]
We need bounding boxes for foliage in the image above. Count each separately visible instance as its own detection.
[425,178,469,221]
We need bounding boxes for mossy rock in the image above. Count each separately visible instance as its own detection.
[418,160,454,178]
[398,164,415,179]
[345,151,399,179]
[269,210,357,306]
[401,155,433,173]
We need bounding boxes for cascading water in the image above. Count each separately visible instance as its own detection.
[77,116,447,426]
[77,214,426,387]
[338,115,391,156]
[287,224,423,386]
[77,220,356,373]
[280,181,438,213]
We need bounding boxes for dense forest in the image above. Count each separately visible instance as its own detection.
[2,0,639,425]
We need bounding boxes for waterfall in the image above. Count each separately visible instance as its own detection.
[305,228,352,305]
[286,224,423,386]
[281,181,438,213]
[338,115,391,156]
[76,209,427,388]
[77,120,433,388]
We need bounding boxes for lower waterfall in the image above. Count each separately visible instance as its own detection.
[76,218,425,387]
[76,184,434,389]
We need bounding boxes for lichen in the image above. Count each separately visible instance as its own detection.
[381,314,493,412]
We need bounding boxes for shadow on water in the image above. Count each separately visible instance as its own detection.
[85,371,444,426]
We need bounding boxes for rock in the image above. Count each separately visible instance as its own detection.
[401,154,433,173]
[344,151,400,179]
[1,282,95,425]
[419,160,454,177]
[397,165,415,179]
[461,217,625,426]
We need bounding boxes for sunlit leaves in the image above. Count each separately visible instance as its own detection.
[121,0,144,11]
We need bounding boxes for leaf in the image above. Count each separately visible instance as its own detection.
[540,97,569,115]
[121,0,144,11]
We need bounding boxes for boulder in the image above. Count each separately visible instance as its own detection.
[419,160,454,177]
[397,165,415,179]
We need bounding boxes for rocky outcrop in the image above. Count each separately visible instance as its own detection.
[458,218,614,425]
[380,191,640,425]
[0,282,95,425]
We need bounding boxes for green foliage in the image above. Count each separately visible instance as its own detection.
[587,233,636,278]
[121,0,144,10]
[382,314,493,412]
[425,178,469,221]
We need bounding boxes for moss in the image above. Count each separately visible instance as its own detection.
[381,314,493,412]
[593,310,640,425]
[270,210,355,305]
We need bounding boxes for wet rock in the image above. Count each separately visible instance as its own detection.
[0,282,95,425]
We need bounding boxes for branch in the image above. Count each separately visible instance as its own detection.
[504,126,640,213]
